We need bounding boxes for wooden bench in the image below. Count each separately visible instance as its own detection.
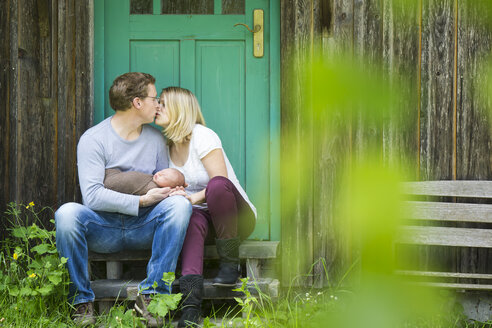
[396,180,492,290]
[88,240,280,311]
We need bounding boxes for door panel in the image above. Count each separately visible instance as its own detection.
[130,41,180,90]
[196,41,245,182]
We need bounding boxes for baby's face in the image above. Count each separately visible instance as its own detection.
[153,169,184,188]
[153,171,173,187]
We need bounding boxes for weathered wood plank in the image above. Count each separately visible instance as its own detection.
[315,0,354,289]
[74,0,93,203]
[405,282,492,290]
[280,0,315,287]
[456,1,492,182]
[16,1,50,206]
[311,0,354,289]
[455,0,492,279]
[0,0,11,227]
[92,278,278,301]
[8,0,19,206]
[332,0,353,52]
[313,105,350,287]
[382,0,419,175]
[402,180,492,198]
[397,226,492,248]
[89,241,280,261]
[404,201,492,223]
[56,0,78,205]
[353,0,384,161]
[396,270,492,280]
[419,0,456,180]
[19,0,57,208]
[37,0,51,98]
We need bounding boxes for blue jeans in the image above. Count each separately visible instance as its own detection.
[55,196,192,305]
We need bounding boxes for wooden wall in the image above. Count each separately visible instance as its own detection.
[0,0,93,233]
[280,0,492,286]
[2,0,491,288]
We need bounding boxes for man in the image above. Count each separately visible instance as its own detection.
[55,72,192,326]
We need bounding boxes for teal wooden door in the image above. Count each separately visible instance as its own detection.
[94,0,280,240]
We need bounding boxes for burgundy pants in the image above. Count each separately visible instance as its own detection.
[180,176,256,275]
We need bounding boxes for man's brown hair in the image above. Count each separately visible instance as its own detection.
[109,72,156,111]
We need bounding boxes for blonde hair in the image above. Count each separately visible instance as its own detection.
[160,87,205,144]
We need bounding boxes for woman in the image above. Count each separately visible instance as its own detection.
[156,87,256,327]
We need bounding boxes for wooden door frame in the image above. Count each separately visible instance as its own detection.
[91,0,281,241]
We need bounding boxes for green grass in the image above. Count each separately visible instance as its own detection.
[0,203,491,327]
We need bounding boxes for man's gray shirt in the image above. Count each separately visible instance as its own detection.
[77,117,168,216]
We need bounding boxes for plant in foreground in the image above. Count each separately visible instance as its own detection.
[147,272,182,325]
[0,202,70,324]
[106,305,146,328]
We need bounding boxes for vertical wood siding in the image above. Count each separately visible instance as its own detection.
[2,1,491,287]
[0,0,11,216]
[280,0,317,287]
[456,0,492,281]
[0,0,93,233]
[281,0,492,286]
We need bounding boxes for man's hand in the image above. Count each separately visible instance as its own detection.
[139,187,171,207]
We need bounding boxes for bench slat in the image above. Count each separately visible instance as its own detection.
[397,226,492,248]
[409,282,492,291]
[89,240,279,261]
[396,270,492,280]
[403,201,492,223]
[401,181,492,198]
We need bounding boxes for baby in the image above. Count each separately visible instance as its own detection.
[104,167,185,195]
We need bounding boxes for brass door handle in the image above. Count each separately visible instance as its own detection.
[234,23,261,33]
[233,9,264,58]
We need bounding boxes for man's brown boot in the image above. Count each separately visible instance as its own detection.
[72,302,96,326]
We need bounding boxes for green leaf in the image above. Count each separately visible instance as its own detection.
[32,244,51,255]
[48,272,62,285]
[161,272,175,284]
[19,286,33,296]
[8,286,19,296]
[147,293,182,317]
[29,259,44,270]
[37,285,54,296]
[12,227,28,239]
[202,317,217,328]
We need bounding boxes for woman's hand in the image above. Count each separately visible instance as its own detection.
[187,190,206,205]
[169,186,187,197]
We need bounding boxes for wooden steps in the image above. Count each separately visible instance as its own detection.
[89,240,280,307]
[91,278,280,301]
[89,240,279,262]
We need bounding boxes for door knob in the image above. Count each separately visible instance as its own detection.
[233,9,264,58]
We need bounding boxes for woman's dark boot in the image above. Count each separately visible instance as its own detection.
[212,237,241,287]
[178,274,203,328]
